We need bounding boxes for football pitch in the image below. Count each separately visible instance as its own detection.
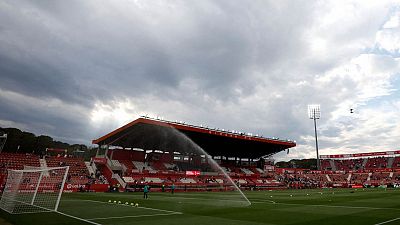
[1,188,400,225]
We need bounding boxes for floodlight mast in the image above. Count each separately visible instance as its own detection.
[308,105,321,170]
[0,134,7,153]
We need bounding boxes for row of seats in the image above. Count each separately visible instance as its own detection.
[322,156,400,171]
[0,153,106,186]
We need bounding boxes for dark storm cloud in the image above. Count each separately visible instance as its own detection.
[0,92,89,143]
[0,54,92,105]
[0,0,316,104]
[0,0,398,160]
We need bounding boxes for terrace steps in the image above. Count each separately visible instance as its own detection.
[347,173,352,182]
[387,157,395,168]
[85,161,95,176]
[325,174,331,182]
[39,158,49,176]
[367,172,372,181]
[362,158,368,169]
[329,160,337,171]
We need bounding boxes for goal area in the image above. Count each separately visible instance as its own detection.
[0,166,69,214]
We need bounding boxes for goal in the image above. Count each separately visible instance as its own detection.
[0,166,69,214]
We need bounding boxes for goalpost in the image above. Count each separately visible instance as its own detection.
[0,166,69,214]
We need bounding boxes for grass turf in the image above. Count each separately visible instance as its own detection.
[1,188,399,225]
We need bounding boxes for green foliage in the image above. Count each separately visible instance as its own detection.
[276,158,317,169]
[0,127,89,154]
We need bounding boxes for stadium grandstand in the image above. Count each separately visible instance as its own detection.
[1,116,400,225]
[90,116,297,192]
[0,116,400,194]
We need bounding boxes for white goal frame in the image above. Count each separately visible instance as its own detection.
[0,166,69,214]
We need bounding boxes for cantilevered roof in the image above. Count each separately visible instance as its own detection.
[92,117,296,159]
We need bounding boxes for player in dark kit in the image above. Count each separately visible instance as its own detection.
[143,184,149,199]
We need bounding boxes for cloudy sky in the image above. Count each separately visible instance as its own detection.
[0,0,399,161]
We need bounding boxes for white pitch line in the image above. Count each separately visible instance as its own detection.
[64,199,183,214]
[138,205,183,214]
[151,195,251,203]
[56,211,102,225]
[374,218,400,225]
[252,200,400,211]
[87,212,181,221]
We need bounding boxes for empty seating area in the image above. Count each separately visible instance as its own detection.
[111,160,122,168]
[0,153,40,172]
[369,172,391,184]
[122,176,135,183]
[322,157,397,171]
[164,163,177,170]
[2,149,400,191]
[365,157,388,169]
[180,177,197,183]
[329,174,349,183]
[46,156,90,184]
[334,159,359,171]
[350,173,369,184]
[392,157,400,168]
[132,161,155,172]
[240,168,254,175]
[150,161,167,171]
[0,153,40,185]
[238,179,248,184]
[144,177,164,183]
[119,160,137,176]
[321,160,332,170]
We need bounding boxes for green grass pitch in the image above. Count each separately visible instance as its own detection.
[1,188,400,225]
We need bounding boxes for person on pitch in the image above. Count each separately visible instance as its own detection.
[171,183,175,194]
[143,183,149,199]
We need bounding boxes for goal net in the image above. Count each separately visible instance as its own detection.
[0,166,69,214]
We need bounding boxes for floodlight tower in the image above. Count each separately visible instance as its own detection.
[308,104,321,170]
[0,133,7,153]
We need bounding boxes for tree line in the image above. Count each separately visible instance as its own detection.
[0,127,88,155]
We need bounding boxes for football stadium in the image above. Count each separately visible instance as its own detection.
[1,1,400,225]
[0,116,399,225]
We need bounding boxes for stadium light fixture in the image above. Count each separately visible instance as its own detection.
[308,104,321,170]
[0,133,7,153]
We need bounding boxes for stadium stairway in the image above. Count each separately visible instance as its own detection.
[347,173,352,182]
[39,158,49,176]
[325,174,332,182]
[329,160,336,171]
[99,163,119,187]
[39,158,47,168]
[367,172,372,181]
[85,161,95,176]
[112,173,127,188]
[387,157,395,168]
[362,158,368,169]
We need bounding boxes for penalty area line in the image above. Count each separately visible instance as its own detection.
[87,212,181,221]
[374,218,400,225]
[55,211,102,225]
[252,200,400,211]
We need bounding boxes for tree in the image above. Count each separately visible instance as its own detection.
[36,135,53,153]
[0,127,89,155]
